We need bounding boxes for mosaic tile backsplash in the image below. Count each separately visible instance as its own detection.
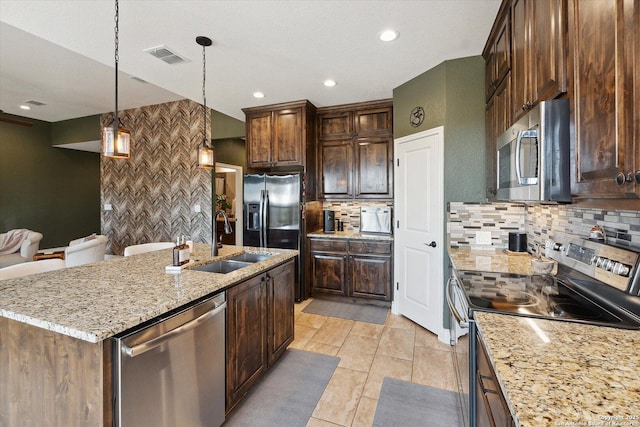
[321,201,393,231]
[448,202,640,252]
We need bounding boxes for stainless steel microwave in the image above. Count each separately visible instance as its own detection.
[496,99,571,202]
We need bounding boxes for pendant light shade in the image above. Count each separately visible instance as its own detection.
[196,36,214,169]
[102,119,130,158]
[102,0,131,159]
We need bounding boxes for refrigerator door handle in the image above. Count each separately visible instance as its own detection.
[263,190,269,247]
[259,190,265,247]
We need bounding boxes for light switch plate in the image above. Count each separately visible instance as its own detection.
[476,231,492,245]
[104,203,112,211]
[194,204,201,213]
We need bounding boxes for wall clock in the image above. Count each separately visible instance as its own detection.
[410,106,425,128]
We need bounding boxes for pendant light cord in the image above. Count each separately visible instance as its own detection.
[114,0,120,129]
[202,42,207,145]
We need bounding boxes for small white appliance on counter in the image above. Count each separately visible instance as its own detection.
[360,207,392,234]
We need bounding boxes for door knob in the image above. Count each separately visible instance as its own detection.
[425,241,437,248]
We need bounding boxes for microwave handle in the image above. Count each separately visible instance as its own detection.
[515,130,524,185]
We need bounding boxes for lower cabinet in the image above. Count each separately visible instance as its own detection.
[476,332,515,427]
[226,259,295,413]
[309,237,392,304]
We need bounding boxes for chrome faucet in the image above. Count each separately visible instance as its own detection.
[212,210,233,256]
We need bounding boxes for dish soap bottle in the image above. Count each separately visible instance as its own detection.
[173,236,190,266]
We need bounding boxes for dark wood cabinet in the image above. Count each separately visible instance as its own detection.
[309,237,392,305]
[266,260,295,365]
[317,100,393,200]
[309,239,348,296]
[485,10,511,101]
[485,74,511,198]
[476,332,515,427]
[318,139,353,199]
[243,100,317,170]
[568,0,639,202]
[511,0,567,120]
[226,273,267,411]
[354,137,393,199]
[226,259,295,413]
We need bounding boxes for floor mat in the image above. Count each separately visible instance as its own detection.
[301,298,388,324]
[223,349,339,427]
[373,377,463,427]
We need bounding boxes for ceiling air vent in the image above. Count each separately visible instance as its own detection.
[144,45,190,65]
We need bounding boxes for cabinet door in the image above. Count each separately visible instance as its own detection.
[354,106,392,136]
[531,0,567,101]
[349,255,392,301]
[511,0,531,120]
[570,0,638,199]
[486,12,511,102]
[246,112,273,168]
[273,108,303,166]
[486,75,511,199]
[318,111,353,140]
[226,274,267,411]
[310,251,347,297]
[267,260,295,366]
[354,137,393,199]
[319,139,353,199]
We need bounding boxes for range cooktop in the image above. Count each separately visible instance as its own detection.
[455,270,638,327]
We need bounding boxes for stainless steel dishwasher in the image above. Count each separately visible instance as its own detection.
[113,292,226,427]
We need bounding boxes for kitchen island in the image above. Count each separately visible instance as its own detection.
[0,243,297,426]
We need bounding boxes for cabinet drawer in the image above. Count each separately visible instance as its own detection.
[348,240,391,255]
[309,239,348,253]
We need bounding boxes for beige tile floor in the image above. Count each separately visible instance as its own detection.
[289,299,460,427]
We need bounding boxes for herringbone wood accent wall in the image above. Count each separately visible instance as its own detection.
[101,99,213,255]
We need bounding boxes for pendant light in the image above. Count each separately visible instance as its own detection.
[102,0,130,158]
[196,36,214,169]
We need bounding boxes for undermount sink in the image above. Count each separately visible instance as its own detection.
[227,252,274,263]
[193,260,252,274]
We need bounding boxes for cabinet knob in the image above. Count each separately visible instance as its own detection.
[615,171,640,185]
[634,170,640,184]
[615,172,626,186]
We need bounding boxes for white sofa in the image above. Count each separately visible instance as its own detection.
[0,230,43,268]
[64,234,108,267]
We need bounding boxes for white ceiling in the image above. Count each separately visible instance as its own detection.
[0,0,500,123]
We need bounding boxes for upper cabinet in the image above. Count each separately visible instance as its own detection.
[485,10,511,102]
[243,100,317,170]
[511,0,567,120]
[317,100,393,200]
[568,0,639,201]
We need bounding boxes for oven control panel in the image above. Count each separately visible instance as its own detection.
[546,233,639,294]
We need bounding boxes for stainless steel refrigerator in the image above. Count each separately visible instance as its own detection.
[243,173,306,300]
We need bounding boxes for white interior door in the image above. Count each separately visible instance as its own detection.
[393,127,445,342]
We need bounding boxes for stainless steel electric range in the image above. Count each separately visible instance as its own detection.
[448,233,640,427]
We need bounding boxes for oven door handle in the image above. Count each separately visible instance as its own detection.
[446,276,469,328]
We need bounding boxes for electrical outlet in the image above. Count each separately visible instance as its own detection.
[104,203,112,211]
[476,231,492,245]
[194,204,201,213]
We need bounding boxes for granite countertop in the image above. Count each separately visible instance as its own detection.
[0,243,297,343]
[448,247,558,275]
[475,312,640,427]
[307,229,394,241]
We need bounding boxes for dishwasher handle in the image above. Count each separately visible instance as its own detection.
[446,276,469,328]
[122,301,227,358]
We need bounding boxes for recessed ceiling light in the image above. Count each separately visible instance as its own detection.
[379,30,399,42]
[19,105,31,110]
[253,92,265,99]
[323,80,336,87]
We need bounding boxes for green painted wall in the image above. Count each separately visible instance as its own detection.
[213,138,246,168]
[0,114,100,248]
[393,55,486,330]
[212,110,245,139]
[51,115,101,145]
